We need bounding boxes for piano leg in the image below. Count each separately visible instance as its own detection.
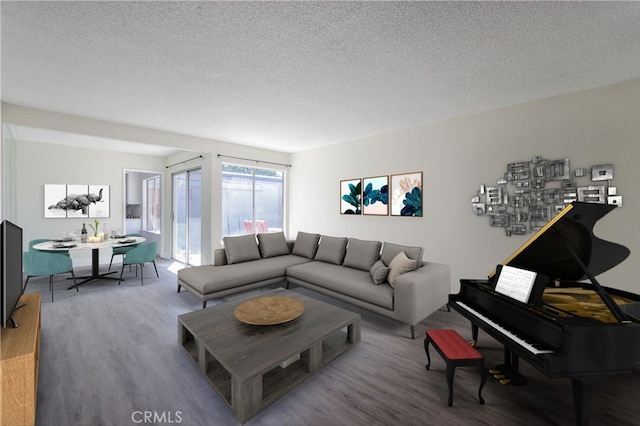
[507,348,518,371]
[571,378,598,426]
[471,323,479,347]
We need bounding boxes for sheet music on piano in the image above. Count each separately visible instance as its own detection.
[492,264,550,307]
[494,265,537,303]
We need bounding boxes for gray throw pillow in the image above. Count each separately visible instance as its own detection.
[223,235,261,264]
[381,242,424,266]
[343,238,382,271]
[369,259,390,285]
[257,232,290,258]
[292,232,320,259]
[314,235,348,265]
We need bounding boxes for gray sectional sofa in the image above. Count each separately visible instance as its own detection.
[177,231,451,338]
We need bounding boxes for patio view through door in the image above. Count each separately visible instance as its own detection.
[172,168,201,266]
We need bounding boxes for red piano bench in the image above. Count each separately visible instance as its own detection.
[424,329,487,407]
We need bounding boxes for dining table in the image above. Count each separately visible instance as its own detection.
[33,236,146,287]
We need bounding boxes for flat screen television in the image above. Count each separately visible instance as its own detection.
[1,220,24,328]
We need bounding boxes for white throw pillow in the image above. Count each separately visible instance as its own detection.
[387,251,417,288]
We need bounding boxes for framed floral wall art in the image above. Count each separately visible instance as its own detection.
[340,179,362,214]
[362,175,389,215]
[390,172,422,217]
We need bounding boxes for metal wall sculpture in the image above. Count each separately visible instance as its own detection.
[471,157,622,236]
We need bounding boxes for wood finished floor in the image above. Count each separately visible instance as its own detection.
[23,258,639,426]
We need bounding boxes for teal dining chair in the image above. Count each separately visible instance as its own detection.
[109,233,142,270]
[119,242,158,285]
[23,251,78,302]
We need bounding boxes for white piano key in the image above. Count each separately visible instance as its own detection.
[456,301,554,355]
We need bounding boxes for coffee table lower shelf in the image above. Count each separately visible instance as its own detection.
[180,327,357,418]
[177,289,361,423]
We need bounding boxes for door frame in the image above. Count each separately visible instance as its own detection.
[171,167,202,266]
[122,167,163,238]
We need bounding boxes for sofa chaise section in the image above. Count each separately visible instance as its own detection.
[177,253,311,308]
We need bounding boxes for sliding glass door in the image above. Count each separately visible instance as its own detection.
[172,169,201,265]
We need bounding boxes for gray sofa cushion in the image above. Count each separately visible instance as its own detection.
[287,261,393,309]
[381,242,424,266]
[178,255,311,294]
[315,235,348,264]
[223,234,261,264]
[292,232,320,259]
[257,232,290,258]
[343,238,381,271]
[369,259,390,285]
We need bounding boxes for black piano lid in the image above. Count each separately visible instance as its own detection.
[493,202,630,282]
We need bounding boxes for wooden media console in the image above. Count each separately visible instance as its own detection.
[1,293,42,426]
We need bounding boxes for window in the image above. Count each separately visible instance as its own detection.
[222,164,284,236]
[143,176,161,232]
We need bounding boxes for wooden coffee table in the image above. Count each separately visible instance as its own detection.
[177,288,361,422]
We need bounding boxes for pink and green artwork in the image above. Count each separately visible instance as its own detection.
[390,172,422,217]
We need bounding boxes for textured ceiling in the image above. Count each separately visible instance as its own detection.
[2,1,639,153]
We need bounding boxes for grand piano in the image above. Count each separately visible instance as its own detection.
[450,202,640,426]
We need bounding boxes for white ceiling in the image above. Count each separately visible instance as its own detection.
[2,1,639,154]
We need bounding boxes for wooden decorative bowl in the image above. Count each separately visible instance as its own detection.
[234,296,304,325]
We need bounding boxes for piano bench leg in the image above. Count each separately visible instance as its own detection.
[424,329,486,407]
[445,362,456,407]
[444,358,486,407]
[424,337,432,370]
[478,360,487,405]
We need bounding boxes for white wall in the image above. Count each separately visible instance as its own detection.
[2,104,291,266]
[12,141,166,267]
[289,80,640,294]
[3,81,638,293]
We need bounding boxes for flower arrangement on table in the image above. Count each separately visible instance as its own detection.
[87,220,104,242]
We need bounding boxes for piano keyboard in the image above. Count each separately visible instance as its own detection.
[455,301,554,355]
